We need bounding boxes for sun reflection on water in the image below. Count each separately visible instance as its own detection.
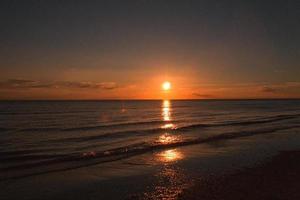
[161,100,176,128]
[161,123,174,129]
[158,100,184,163]
[156,149,183,163]
[157,133,179,144]
[162,100,171,122]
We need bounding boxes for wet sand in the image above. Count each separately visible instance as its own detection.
[1,128,300,200]
[180,150,300,200]
[1,148,300,200]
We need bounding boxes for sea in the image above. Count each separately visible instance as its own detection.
[1,100,300,181]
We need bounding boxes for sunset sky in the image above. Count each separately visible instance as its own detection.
[0,0,299,99]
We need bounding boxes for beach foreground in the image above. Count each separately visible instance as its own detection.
[179,150,300,200]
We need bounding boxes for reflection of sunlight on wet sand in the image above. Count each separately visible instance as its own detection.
[156,149,183,163]
[142,165,191,200]
[145,147,189,200]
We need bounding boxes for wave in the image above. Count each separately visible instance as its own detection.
[0,148,68,158]
[1,124,299,181]
[62,120,171,131]
[179,113,300,131]
[17,120,177,133]
[13,113,300,134]
[0,110,93,116]
[45,113,300,144]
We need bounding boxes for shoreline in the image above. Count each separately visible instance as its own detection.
[180,150,300,200]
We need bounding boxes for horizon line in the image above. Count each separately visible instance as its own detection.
[0,98,300,101]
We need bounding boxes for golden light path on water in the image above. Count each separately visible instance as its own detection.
[162,100,171,122]
[156,149,184,163]
[161,100,176,130]
[157,100,183,163]
[143,100,190,200]
[158,133,179,144]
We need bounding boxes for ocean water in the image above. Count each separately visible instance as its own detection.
[0,100,300,180]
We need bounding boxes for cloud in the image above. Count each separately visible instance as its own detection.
[261,86,278,93]
[0,79,47,89]
[192,92,215,98]
[0,79,118,90]
[57,81,98,89]
[57,81,118,90]
[6,79,36,84]
[97,82,118,90]
[285,82,300,87]
[260,82,300,93]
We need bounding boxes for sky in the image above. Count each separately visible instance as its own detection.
[0,0,299,99]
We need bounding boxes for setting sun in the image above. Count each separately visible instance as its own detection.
[162,81,171,91]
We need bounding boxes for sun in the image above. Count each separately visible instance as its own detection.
[162,81,171,91]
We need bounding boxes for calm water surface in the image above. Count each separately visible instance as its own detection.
[0,100,300,181]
